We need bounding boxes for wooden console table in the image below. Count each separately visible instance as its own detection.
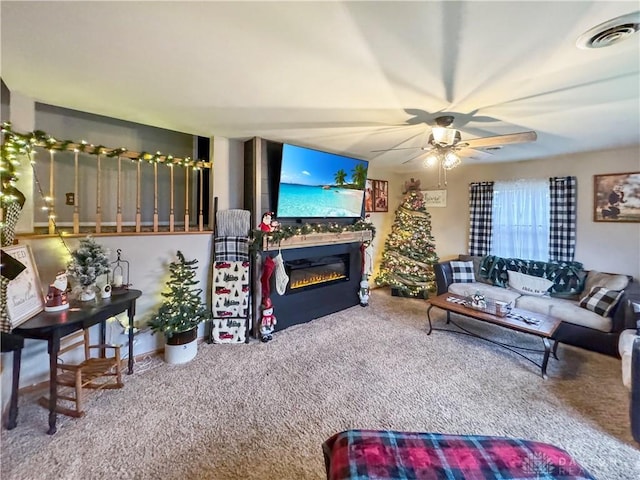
[13,289,142,434]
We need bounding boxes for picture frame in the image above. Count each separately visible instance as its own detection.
[371,179,389,212]
[422,189,447,208]
[593,172,640,223]
[364,179,374,213]
[3,244,45,328]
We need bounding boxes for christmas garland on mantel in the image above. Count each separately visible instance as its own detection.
[1,122,211,168]
[251,220,375,252]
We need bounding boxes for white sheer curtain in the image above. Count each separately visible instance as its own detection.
[491,179,549,261]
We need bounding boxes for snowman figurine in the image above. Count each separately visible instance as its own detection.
[260,302,277,342]
[358,278,370,307]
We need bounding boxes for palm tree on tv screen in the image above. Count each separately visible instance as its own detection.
[334,169,347,186]
[351,164,368,189]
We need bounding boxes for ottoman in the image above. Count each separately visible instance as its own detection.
[619,329,638,389]
[323,430,595,480]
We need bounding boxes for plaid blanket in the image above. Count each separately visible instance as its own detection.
[322,430,595,480]
[479,255,586,297]
[214,236,249,262]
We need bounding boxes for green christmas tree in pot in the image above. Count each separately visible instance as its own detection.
[67,237,111,301]
[148,251,211,364]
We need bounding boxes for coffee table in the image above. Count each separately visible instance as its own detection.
[426,293,561,379]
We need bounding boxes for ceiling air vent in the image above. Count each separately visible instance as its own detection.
[577,11,640,49]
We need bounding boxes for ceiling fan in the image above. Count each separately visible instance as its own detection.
[373,115,537,169]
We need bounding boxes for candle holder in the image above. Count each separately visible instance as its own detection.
[110,249,130,295]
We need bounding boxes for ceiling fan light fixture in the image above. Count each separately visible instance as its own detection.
[432,126,458,146]
[424,153,439,167]
[442,151,461,170]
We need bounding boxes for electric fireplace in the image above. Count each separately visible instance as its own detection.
[286,254,349,293]
[263,242,362,331]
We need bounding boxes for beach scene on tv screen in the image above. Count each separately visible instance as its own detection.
[277,144,368,218]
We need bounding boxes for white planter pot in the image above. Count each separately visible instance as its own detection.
[79,285,96,301]
[164,339,197,364]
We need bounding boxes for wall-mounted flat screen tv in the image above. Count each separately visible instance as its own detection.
[276,143,369,219]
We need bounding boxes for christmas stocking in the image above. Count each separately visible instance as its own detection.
[273,252,289,295]
[261,256,276,305]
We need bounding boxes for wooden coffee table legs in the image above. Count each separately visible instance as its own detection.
[541,338,552,379]
[426,304,452,334]
[426,304,559,379]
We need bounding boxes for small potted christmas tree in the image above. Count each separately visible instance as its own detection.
[148,251,210,364]
[67,236,111,301]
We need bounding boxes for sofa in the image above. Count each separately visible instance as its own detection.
[619,300,640,443]
[434,255,640,357]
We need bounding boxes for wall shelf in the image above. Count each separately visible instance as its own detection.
[263,230,372,251]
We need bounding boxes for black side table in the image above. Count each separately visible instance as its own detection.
[1,332,24,430]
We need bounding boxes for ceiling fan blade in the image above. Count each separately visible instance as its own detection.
[401,151,430,165]
[458,148,493,160]
[371,146,424,153]
[463,131,537,149]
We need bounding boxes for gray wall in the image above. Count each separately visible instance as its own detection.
[383,146,640,279]
[32,104,195,227]
[0,100,246,413]
[15,234,214,387]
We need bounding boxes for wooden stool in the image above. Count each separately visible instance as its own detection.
[1,332,24,430]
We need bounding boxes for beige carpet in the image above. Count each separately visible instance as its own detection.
[2,288,639,479]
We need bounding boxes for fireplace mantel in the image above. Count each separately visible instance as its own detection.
[263,230,372,252]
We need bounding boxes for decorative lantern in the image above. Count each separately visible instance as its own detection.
[110,249,130,294]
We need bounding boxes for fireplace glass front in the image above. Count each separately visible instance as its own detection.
[285,253,349,293]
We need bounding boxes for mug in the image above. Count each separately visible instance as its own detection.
[495,301,510,316]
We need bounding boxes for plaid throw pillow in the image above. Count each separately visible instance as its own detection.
[450,261,475,283]
[579,286,623,317]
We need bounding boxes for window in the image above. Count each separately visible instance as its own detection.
[468,177,576,262]
[491,180,550,261]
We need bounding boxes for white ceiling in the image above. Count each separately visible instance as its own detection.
[2,1,639,171]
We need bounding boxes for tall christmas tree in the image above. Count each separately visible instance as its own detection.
[375,189,439,298]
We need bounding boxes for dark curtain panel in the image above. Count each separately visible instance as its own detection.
[468,182,494,256]
[549,176,577,262]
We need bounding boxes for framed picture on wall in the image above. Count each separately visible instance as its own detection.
[372,179,389,212]
[364,179,374,213]
[365,179,389,213]
[422,189,447,207]
[2,244,45,328]
[593,171,640,222]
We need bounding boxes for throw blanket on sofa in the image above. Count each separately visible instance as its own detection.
[479,255,586,296]
[323,430,595,480]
